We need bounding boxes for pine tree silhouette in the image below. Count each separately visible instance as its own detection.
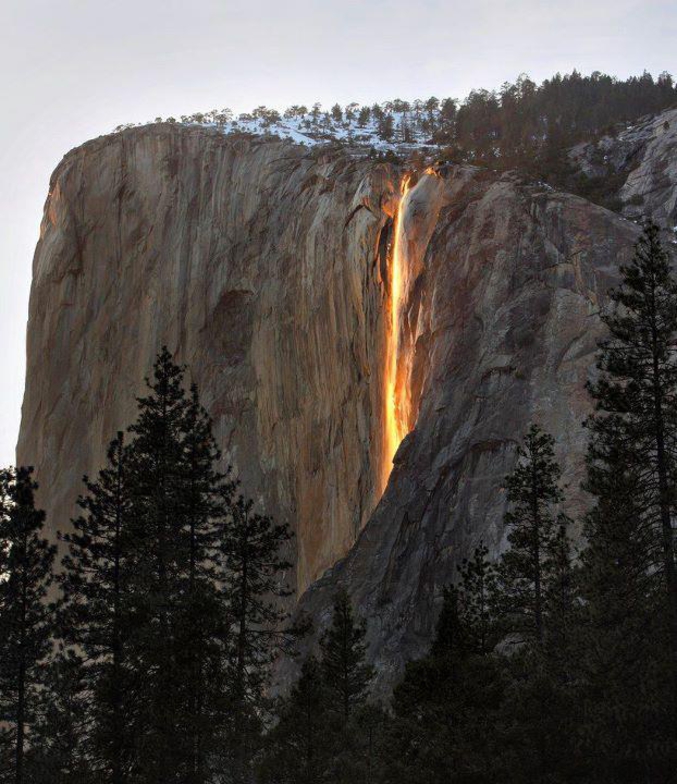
[320,590,374,726]
[576,222,677,774]
[59,349,235,783]
[218,492,296,782]
[585,222,677,711]
[493,424,570,644]
[0,467,56,784]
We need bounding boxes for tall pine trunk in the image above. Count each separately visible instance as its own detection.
[111,434,124,784]
[15,643,25,784]
[531,465,544,643]
[235,512,250,783]
[15,528,28,784]
[650,312,677,714]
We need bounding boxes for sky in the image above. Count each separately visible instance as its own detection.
[1,0,676,467]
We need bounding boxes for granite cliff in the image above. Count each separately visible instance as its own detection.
[18,110,677,692]
[19,125,398,593]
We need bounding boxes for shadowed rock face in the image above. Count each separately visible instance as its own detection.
[18,117,675,693]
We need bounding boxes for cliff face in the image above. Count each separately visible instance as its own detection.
[18,115,676,692]
[19,125,399,592]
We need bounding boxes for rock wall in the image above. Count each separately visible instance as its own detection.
[18,125,400,592]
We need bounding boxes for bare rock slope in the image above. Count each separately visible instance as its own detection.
[570,105,677,227]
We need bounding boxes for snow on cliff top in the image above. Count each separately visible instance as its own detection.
[113,106,445,156]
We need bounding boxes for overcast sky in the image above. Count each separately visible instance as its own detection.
[1,0,675,467]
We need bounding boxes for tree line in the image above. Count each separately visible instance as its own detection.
[112,70,677,216]
[2,221,677,782]
[123,69,677,210]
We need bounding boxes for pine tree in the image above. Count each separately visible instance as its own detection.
[318,592,381,784]
[574,441,669,779]
[571,225,677,777]
[319,590,374,726]
[379,589,504,784]
[456,542,497,655]
[58,349,235,783]
[584,221,677,720]
[56,348,299,782]
[493,424,569,644]
[0,467,56,784]
[487,427,577,781]
[121,349,230,783]
[58,433,135,783]
[258,656,330,784]
[358,106,370,127]
[218,493,296,782]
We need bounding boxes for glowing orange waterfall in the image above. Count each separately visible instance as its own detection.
[382,173,413,491]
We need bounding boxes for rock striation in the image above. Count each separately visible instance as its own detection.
[18,110,677,693]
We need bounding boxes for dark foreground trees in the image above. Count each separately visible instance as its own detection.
[3,223,677,783]
[57,352,237,783]
[0,468,55,784]
[259,590,377,784]
[0,349,293,784]
[0,350,298,784]
[574,220,677,778]
[586,221,677,695]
